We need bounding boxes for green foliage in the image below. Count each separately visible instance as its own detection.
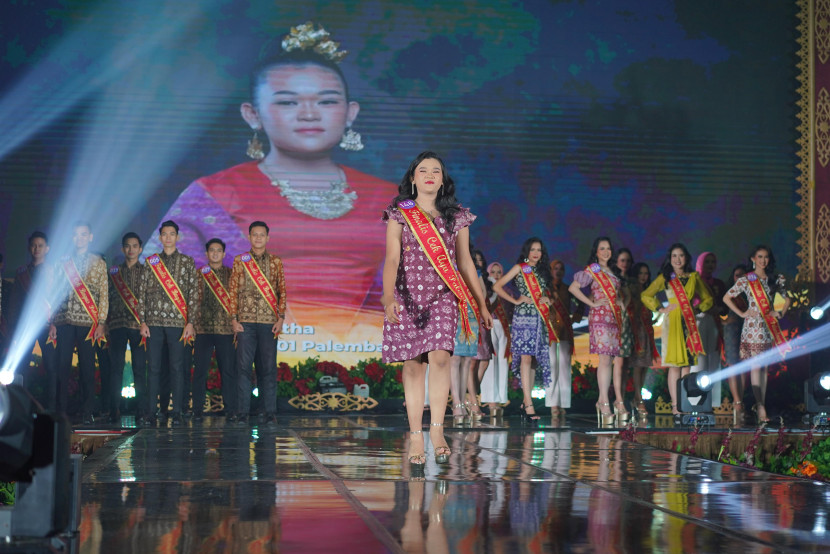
[0,482,14,506]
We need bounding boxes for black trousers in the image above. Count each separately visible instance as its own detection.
[192,333,235,415]
[236,323,276,416]
[55,324,96,416]
[109,327,149,417]
[147,326,186,416]
[18,328,59,411]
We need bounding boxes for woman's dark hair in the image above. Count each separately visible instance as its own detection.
[659,243,694,283]
[250,49,350,105]
[727,263,750,289]
[472,248,494,297]
[631,262,651,288]
[516,237,553,286]
[585,236,621,277]
[616,247,635,281]
[748,245,777,277]
[392,151,460,233]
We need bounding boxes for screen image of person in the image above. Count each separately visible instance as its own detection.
[146,22,393,361]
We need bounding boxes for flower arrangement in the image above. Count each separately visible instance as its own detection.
[262,357,404,399]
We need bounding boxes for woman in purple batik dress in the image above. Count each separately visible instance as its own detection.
[569,237,625,427]
[381,151,491,474]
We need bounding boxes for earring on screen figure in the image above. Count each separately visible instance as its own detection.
[246,126,265,160]
[339,125,364,151]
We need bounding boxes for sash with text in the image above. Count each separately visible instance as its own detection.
[110,266,146,348]
[667,273,705,357]
[62,257,104,345]
[746,272,791,357]
[519,263,559,344]
[146,254,193,345]
[397,200,480,343]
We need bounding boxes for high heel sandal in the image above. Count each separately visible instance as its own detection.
[465,401,484,421]
[671,402,682,424]
[520,403,540,424]
[732,400,744,426]
[753,404,770,424]
[635,401,648,419]
[430,422,451,463]
[550,406,561,420]
[595,402,615,426]
[408,430,426,475]
[614,401,630,426]
[452,403,467,425]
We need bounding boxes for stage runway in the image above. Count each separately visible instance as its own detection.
[74,414,828,553]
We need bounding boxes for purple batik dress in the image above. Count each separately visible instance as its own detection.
[381,205,476,363]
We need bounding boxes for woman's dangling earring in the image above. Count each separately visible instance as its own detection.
[524,258,529,263]
[339,124,364,151]
[246,126,265,160]
[752,261,756,270]
[411,182,415,195]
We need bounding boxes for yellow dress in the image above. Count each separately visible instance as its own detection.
[641,272,713,367]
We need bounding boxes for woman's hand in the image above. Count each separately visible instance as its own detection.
[382,295,402,324]
[659,304,677,314]
[539,295,551,307]
[742,308,760,319]
[480,306,494,330]
[592,297,610,309]
[516,295,533,306]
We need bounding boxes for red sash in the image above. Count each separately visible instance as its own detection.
[146,254,193,345]
[109,266,146,348]
[200,266,232,314]
[586,264,622,328]
[519,263,558,344]
[17,265,56,347]
[550,286,575,354]
[667,273,705,357]
[746,272,791,357]
[488,297,511,358]
[62,257,104,345]
[240,253,281,318]
[397,200,481,343]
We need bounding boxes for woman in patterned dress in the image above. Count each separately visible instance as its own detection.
[723,264,749,422]
[492,238,554,422]
[613,247,635,422]
[641,243,713,418]
[569,237,625,426]
[723,246,791,423]
[381,151,492,470]
[627,262,659,418]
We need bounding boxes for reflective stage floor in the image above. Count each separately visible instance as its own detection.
[69,413,830,553]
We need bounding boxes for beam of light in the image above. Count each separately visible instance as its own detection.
[0,0,219,161]
[707,320,830,385]
[1,0,229,378]
[811,295,830,320]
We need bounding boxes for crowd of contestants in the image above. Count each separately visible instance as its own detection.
[0,219,287,426]
[381,152,792,471]
[448,238,791,428]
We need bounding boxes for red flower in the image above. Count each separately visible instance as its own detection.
[277,363,293,382]
[296,379,312,396]
[317,361,347,376]
[364,362,385,383]
[625,377,634,393]
[394,369,403,383]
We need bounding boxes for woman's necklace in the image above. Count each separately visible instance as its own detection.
[259,164,357,220]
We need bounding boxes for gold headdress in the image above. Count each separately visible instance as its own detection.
[281,22,347,63]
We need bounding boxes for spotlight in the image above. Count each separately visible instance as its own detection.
[812,306,826,321]
[805,372,830,426]
[0,384,81,540]
[677,371,715,425]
